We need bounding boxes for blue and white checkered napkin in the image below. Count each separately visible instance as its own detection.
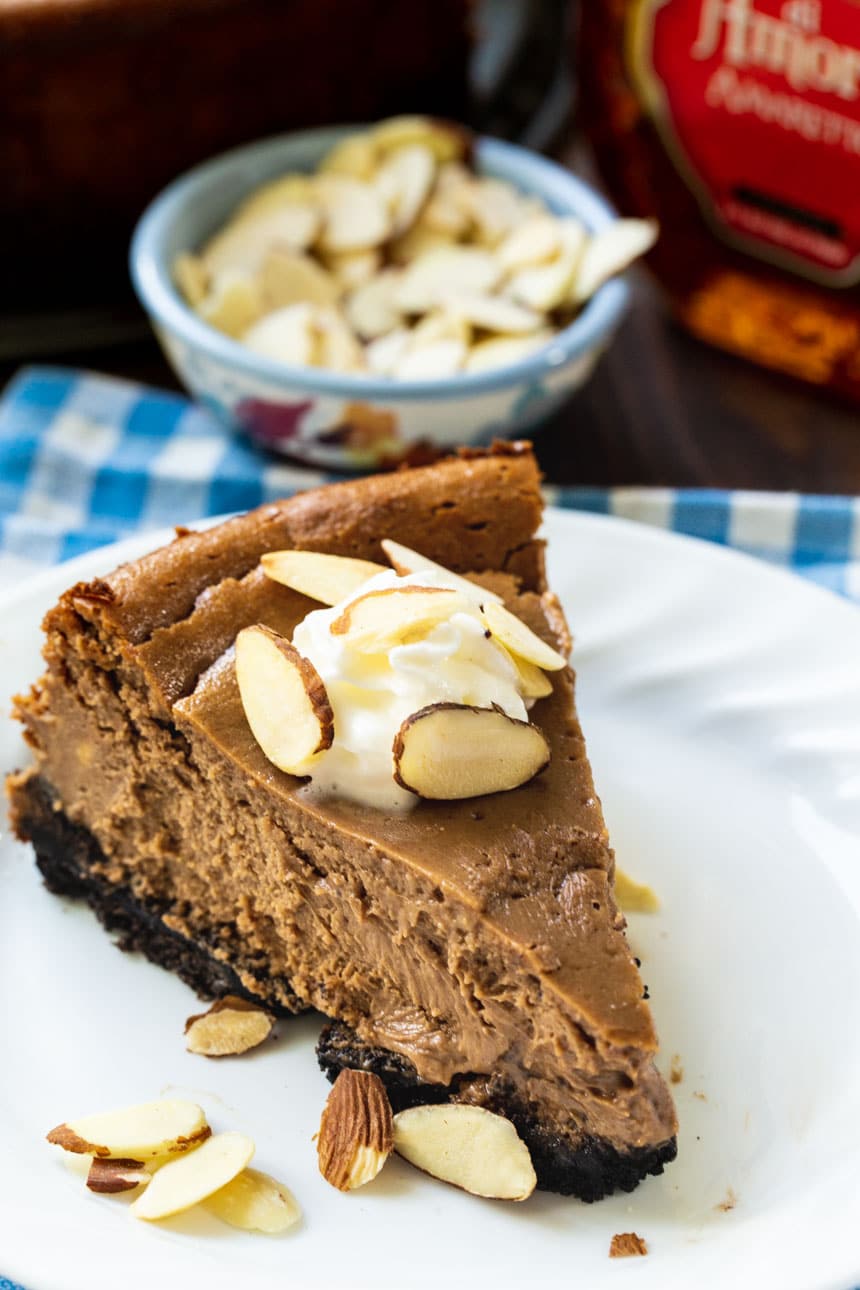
[2,366,860,604]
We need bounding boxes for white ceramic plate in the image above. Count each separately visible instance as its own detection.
[1,509,858,1290]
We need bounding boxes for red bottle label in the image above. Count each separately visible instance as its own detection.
[628,0,860,284]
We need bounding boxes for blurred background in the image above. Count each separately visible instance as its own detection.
[2,0,858,490]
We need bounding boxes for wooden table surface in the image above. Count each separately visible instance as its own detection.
[3,269,857,494]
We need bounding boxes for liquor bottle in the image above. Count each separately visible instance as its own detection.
[578,0,860,398]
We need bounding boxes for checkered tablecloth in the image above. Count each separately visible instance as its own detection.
[2,366,859,603]
[1,367,859,1290]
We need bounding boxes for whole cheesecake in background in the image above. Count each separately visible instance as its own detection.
[0,0,473,314]
[7,443,677,1201]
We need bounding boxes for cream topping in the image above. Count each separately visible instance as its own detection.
[291,569,527,811]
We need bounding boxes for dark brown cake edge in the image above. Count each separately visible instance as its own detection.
[11,775,676,1201]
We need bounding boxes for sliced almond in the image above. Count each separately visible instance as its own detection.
[185,995,275,1058]
[393,1103,536,1200]
[395,246,501,314]
[389,222,457,267]
[46,1100,210,1160]
[86,1157,152,1194]
[316,176,391,253]
[444,293,542,335]
[202,205,321,278]
[497,215,563,273]
[615,868,660,914]
[261,549,385,605]
[365,328,412,375]
[371,115,468,164]
[482,600,567,671]
[314,306,366,373]
[319,133,378,181]
[130,1131,255,1222]
[235,624,334,773]
[570,219,658,304]
[380,539,502,605]
[330,585,468,649]
[421,188,471,239]
[409,309,471,349]
[393,703,550,799]
[322,248,380,290]
[512,655,554,700]
[173,252,209,307]
[258,248,340,310]
[317,1070,393,1192]
[465,331,554,374]
[237,174,318,221]
[375,144,436,237]
[204,1166,301,1233]
[394,338,466,380]
[345,270,404,341]
[198,272,263,338]
[506,219,587,312]
[242,303,316,365]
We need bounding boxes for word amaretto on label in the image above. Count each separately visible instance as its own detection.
[629,0,860,282]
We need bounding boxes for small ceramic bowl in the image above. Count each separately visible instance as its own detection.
[131,126,630,470]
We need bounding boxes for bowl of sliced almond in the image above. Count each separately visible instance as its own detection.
[131,117,655,469]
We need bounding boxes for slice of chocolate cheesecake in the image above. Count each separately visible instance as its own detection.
[7,443,677,1201]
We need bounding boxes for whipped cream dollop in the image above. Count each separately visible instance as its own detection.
[291,568,527,812]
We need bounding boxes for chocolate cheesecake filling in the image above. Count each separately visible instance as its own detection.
[8,445,677,1198]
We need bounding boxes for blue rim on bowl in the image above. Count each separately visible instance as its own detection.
[130,126,630,402]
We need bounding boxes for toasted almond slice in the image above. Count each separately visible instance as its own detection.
[321,248,381,290]
[389,222,458,266]
[318,133,378,181]
[371,115,468,164]
[421,187,471,238]
[365,328,412,375]
[202,205,321,278]
[482,600,566,671]
[130,1131,255,1222]
[236,625,334,773]
[497,215,563,272]
[86,1157,152,1194]
[198,272,264,338]
[330,585,467,648]
[204,1166,301,1233]
[506,219,587,312]
[237,174,319,220]
[46,1100,210,1160]
[316,176,391,253]
[394,338,466,380]
[465,330,555,373]
[261,549,385,604]
[393,1104,536,1199]
[318,1070,393,1191]
[258,248,340,310]
[375,144,436,237]
[380,539,503,605]
[393,703,550,800]
[444,293,542,335]
[173,252,209,307]
[314,306,366,373]
[570,218,659,304]
[345,270,404,340]
[395,246,501,313]
[242,303,316,365]
[512,655,554,700]
[185,996,275,1058]
[409,309,471,348]
[615,868,660,914]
